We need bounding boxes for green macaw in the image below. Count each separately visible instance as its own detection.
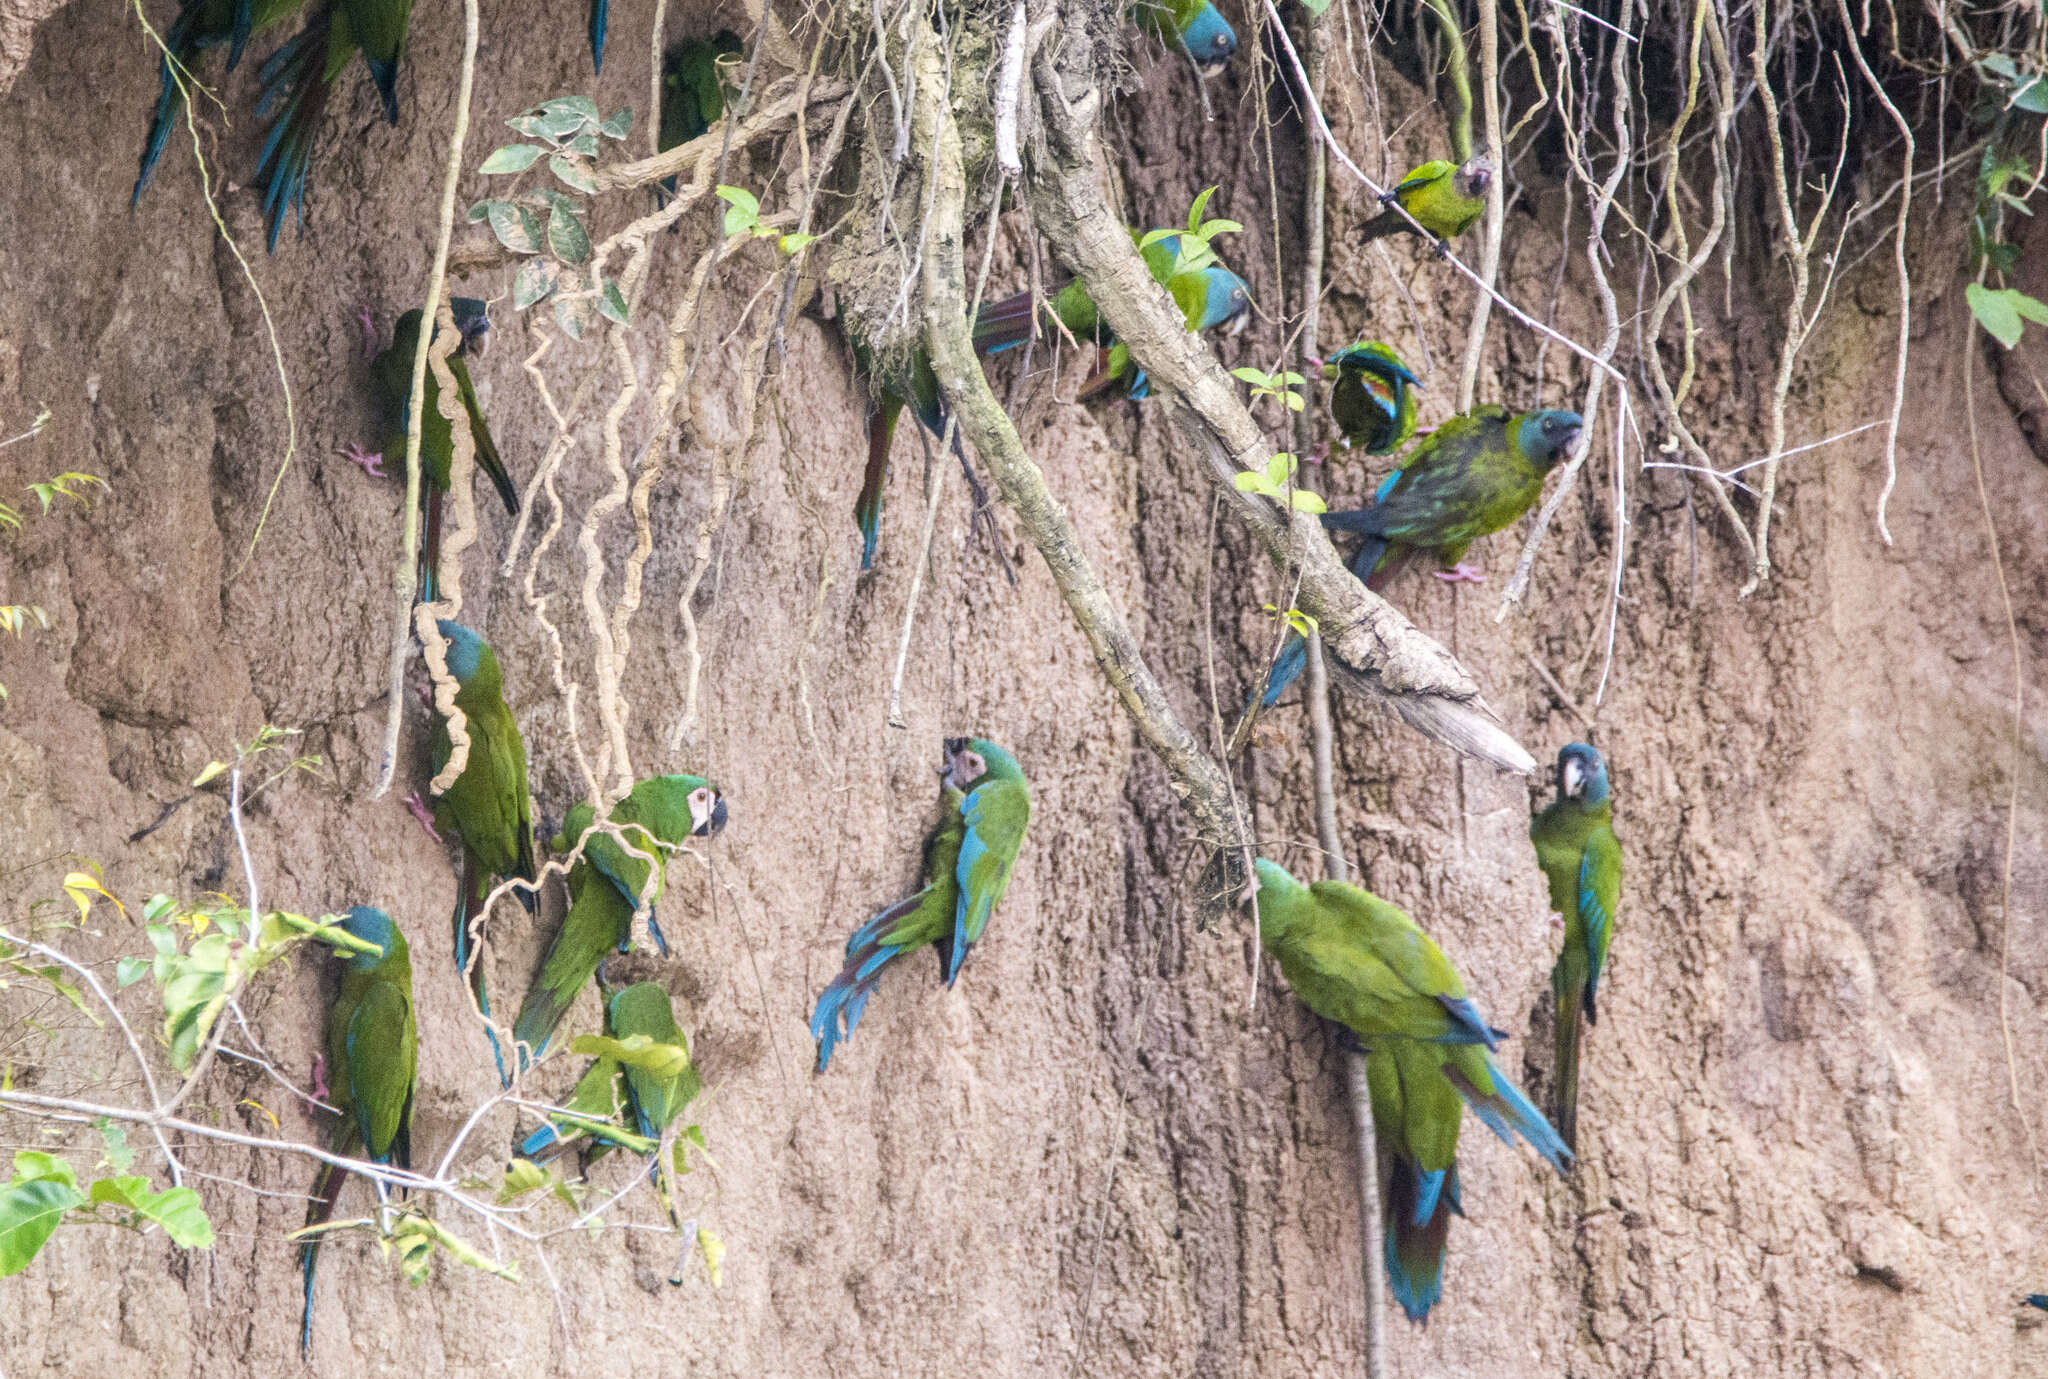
[253,0,416,249]
[517,981,699,1165]
[132,0,310,206]
[348,303,518,603]
[1250,858,1504,1047]
[972,229,1253,400]
[1366,1035,1568,1323]
[1252,859,1570,1322]
[657,32,744,203]
[1356,155,1493,252]
[512,775,729,1068]
[810,737,1029,1070]
[1321,404,1582,586]
[426,621,536,1080]
[300,906,417,1354]
[1258,403,1579,707]
[1529,742,1621,1152]
[1322,341,1420,456]
[1127,0,1238,68]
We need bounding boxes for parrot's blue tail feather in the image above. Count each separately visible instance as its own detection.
[811,914,919,1071]
[1383,1159,1455,1324]
[971,289,1039,353]
[1444,1057,1572,1174]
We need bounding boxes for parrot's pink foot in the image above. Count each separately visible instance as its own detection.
[1551,912,1566,932]
[404,792,443,843]
[1306,441,1331,466]
[356,306,378,362]
[1433,562,1487,584]
[340,442,385,479]
[310,1053,330,1104]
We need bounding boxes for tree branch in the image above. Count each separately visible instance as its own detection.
[1019,34,1534,775]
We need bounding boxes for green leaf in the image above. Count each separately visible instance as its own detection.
[544,194,592,266]
[2014,77,2048,114]
[487,200,543,255]
[1265,453,1292,486]
[714,185,760,217]
[598,278,630,326]
[0,1179,83,1276]
[1136,227,1178,249]
[1232,471,1265,494]
[479,144,543,175]
[1231,367,1270,386]
[779,232,815,255]
[496,1159,549,1204]
[135,1186,211,1248]
[1197,218,1243,239]
[599,107,634,140]
[96,1120,133,1174]
[13,1152,76,1190]
[554,296,598,341]
[1187,185,1218,232]
[549,154,597,194]
[142,894,174,923]
[1299,0,1333,14]
[568,1034,691,1084]
[512,258,559,310]
[1289,490,1328,514]
[1967,282,2048,348]
[565,132,600,158]
[465,200,492,224]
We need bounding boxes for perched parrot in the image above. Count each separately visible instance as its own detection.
[657,32,744,203]
[810,737,1030,1070]
[1529,742,1621,1153]
[1250,859,1504,1047]
[1257,405,1580,707]
[300,906,417,1354]
[1366,1035,1570,1323]
[253,0,415,249]
[1356,155,1493,252]
[427,621,536,1080]
[518,981,699,1163]
[842,318,949,571]
[512,775,728,1068]
[131,0,309,206]
[1127,0,1238,70]
[1322,341,1420,456]
[972,229,1251,399]
[350,303,517,603]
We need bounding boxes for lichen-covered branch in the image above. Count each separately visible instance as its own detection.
[1021,26,1534,775]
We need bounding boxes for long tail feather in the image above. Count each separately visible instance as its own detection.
[298,1137,352,1355]
[453,855,509,1087]
[971,288,1039,353]
[811,901,922,1071]
[253,14,335,251]
[856,400,899,569]
[1382,1159,1457,1324]
[588,0,608,72]
[1552,970,1584,1153]
[1256,633,1310,708]
[1443,1057,1572,1173]
[1356,207,1415,246]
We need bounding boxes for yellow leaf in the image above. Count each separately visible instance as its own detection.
[698,1227,725,1287]
[62,873,123,925]
[239,1099,278,1131]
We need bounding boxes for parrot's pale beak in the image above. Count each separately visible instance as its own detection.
[1226,309,1251,337]
[695,796,729,837]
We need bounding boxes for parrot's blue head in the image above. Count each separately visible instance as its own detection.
[337,906,401,970]
[434,620,487,685]
[1178,1,1238,71]
[1555,743,1609,806]
[451,297,491,358]
[1193,266,1253,335]
[1516,409,1582,468]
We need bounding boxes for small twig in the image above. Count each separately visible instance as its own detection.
[993,0,1028,176]
[884,419,955,728]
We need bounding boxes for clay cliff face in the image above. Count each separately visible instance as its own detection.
[1,2,2045,1375]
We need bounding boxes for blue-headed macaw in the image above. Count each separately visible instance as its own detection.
[1529,742,1621,1152]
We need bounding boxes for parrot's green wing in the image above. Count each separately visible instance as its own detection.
[1307,881,1467,1003]
[343,978,416,1164]
[953,777,1029,952]
[1578,824,1622,1012]
[1392,160,1456,198]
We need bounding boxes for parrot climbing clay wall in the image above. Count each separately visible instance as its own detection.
[0,2,2046,1378]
